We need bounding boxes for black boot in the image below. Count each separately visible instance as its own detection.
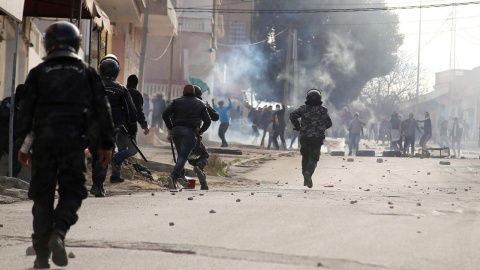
[194,166,209,190]
[90,184,106,197]
[48,229,68,267]
[303,172,313,189]
[33,257,50,269]
[110,175,125,183]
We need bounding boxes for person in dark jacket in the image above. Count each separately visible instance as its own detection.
[260,105,273,148]
[418,111,432,149]
[0,84,26,177]
[402,113,423,154]
[162,85,211,191]
[180,85,219,190]
[289,89,332,188]
[151,93,166,129]
[110,74,150,182]
[271,102,287,150]
[89,54,137,197]
[16,22,114,269]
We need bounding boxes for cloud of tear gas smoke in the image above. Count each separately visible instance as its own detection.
[244,0,403,109]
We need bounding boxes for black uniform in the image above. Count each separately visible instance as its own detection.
[16,56,115,264]
[90,79,137,190]
[290,95,332,188]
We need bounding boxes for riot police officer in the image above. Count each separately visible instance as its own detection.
[289,89,332,188]
[162,85,211,191]
[179,85,219,190]
[89,54,137,197]
[16,21,115,268]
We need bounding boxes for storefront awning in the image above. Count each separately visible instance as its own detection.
[21,0,111,32]
[0,0,25,22]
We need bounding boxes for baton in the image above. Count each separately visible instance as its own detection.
[170,139,177,163]
[120,126,148,162]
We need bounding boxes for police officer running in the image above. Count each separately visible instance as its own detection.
[162,85,211,191]
[289,89,332,188]
[179,85,219,190]
[110,74,150,181]
[90,54,137,197]
[16,22,115,268]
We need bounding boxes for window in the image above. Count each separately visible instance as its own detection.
[229,21,247,45]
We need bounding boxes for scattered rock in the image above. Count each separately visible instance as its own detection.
[317,262,323,267]
[285,182,288,184]
[171,193,176,195]
[277,194,283,198]
[151,193,155,196]
[350,200,357,204]
[26,246,36,256]
[427,172,431,175]
[389,206,394,209]
[465,189,468,192]
[68,252,75,258]
[377,158,383,163]
[0,224,3,227]
[199,194,204,196]
[347,158,354,162]
[169,222,175,226]
[155,214,158,216]
[388,201,393,205]
[440,161,451,165]
[359,187,362,189]
[251,192,254,195]
[364,189,370,192]
[209,210,216,214]
[416,203,422,206]
[236,199,241,202]
[417,231,421,234]
[187,197,194,200]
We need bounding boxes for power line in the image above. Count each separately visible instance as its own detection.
[174,1,480,13]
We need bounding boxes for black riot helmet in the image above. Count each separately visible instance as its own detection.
[98,54,121,80]
[43,21,82,60]
[305,89,322,105]
[193,85,202,99]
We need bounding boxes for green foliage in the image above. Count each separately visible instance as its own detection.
[205,154,229,177]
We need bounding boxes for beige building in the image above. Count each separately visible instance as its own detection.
[399,67,480,145]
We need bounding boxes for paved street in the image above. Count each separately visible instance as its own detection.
[1,149,480,269]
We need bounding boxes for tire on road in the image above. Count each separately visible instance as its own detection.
[330,151,345,156]
[356,150,375,157]
[382,151,402,157]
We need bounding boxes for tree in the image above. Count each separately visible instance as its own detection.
[249,0,404,108]
[359,54,430,117]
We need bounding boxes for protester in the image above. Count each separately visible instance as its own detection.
[162,85,211,191]
[151,93,166,129]
[347,112,365,156]
[110,74,150,183]
[16,21,114,268]
[212,98,233,147]
[418,111,432,149]
[389,112,401,151]
[451,117,463,158]
[377,116,390,144]
[260,105,273,148]
[271,102,287,150]
[289,89,332,188]
[438,120,450,148]
[402,113,423,154]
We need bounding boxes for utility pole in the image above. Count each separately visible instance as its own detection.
[415,0,422,117]
[284,23,292,105]
[293,28,298,107]
[168,37,174,102]
[138,0,151,93]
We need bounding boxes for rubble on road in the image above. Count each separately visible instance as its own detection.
[0,177,30,204]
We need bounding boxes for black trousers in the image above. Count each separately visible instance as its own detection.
[403,135,415,154]
[299,136,324,177]
[30,136,87,258]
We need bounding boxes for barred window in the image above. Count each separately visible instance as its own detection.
[229,21,247,45]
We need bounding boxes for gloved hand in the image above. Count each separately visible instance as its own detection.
[143,126,150,135]
[18,151,32,168]
[98,149,113,168]
[197,128,203,136]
